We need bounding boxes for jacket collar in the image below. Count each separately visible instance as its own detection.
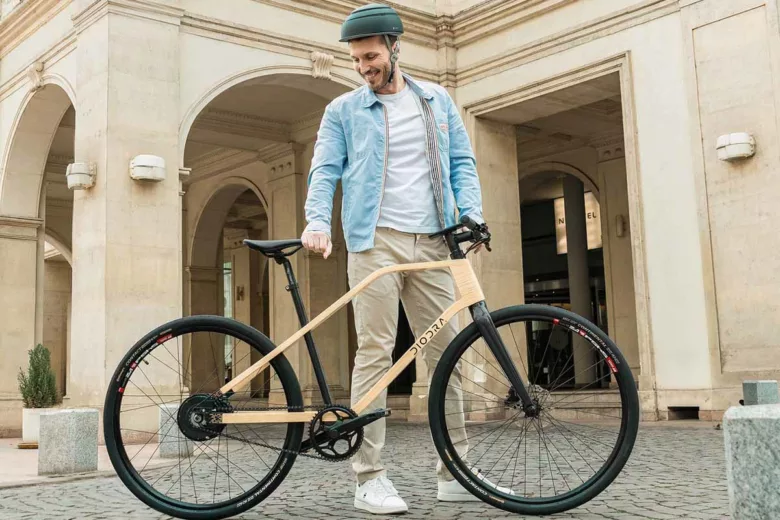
[360,72,433,108]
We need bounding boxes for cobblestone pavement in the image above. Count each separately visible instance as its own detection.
[0,422,729,519]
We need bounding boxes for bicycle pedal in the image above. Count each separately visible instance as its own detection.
[369,408,391,418]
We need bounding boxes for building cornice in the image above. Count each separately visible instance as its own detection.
[180,13,439,83]
[0,215,43,241]
[0,0,71,59]
[456,0,679,86]
[450,0,577,48]
[0,0,680,108]
[72,0,184,34]
[0,214,42,227]
[250,0,438,48]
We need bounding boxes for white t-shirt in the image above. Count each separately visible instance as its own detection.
[375,85,441,234]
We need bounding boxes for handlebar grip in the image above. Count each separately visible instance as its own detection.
[459,215,478,230]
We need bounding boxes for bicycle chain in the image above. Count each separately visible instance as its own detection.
[193,404,355,462]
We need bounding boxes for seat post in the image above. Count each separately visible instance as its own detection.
[274,255,333,406]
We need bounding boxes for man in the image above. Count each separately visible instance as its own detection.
[302,3,485,515]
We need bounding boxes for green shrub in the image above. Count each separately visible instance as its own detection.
[17,344,59,408]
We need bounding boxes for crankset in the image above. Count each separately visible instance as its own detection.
[301,407,390,461]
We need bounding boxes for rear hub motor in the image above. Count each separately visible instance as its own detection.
[177,393,228,442]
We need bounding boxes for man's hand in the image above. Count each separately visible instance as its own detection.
[301,231,332,259]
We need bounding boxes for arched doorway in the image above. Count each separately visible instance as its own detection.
[187,182,270,395]
[0,83,75,416]
[519,170,608,389]
[181,72,390,407]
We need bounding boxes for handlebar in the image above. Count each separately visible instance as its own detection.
[429,215,492,258]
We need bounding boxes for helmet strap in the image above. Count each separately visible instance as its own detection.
[381,34,400,90]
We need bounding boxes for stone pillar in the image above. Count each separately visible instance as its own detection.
[231,243,253,382]
[598,157,642,387]
[266,152,309,405]
[563,176,597,386]
[187,266,224,392]
[68,5,183,422]
[305,185,350,404]
[465,118,526,413]
[249,243,269,397]
[0,216,41,433]
[266,145,350,406]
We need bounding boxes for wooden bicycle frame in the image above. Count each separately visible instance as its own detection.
[215,258,485,425]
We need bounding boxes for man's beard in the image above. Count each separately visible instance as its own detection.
[363,62,392,91]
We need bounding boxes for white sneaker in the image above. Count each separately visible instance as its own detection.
[354,475,409,514]
[437,478,481,502]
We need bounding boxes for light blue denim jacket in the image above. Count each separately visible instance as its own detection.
[304,73,484,253]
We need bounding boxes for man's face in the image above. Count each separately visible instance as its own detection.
[349,36,394,91]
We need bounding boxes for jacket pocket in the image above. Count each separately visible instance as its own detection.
[436,120,450,152]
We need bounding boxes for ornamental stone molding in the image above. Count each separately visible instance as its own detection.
[310,51,334,80]
[27,61,43,92]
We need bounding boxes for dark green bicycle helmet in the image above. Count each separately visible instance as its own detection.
[339,3,404,42]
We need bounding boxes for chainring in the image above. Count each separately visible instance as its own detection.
[308,405,364,462]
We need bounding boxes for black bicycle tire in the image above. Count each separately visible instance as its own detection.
[428,304,639,516]
[103,315,304,520]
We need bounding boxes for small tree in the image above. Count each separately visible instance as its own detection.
[17,344,59,408]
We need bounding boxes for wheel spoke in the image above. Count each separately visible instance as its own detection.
[105,320,303,514]
[433,309,638,510]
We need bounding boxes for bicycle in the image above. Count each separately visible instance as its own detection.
[104,216,639,519]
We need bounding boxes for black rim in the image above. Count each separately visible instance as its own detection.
[434,308,638,506]
[106,320,300,512]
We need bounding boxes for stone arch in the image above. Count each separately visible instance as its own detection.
[186,178,270,393]
[521,161,600,199]
[0,81,75,218]
[178,65,361,166]
[45,230,73,267]
[189,176,269,268]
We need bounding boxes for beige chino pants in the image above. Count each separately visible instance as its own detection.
[348,227,468,484]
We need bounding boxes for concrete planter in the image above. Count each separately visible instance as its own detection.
[22,407,55,443]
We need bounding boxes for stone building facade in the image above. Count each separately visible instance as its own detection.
[1,0,778,435]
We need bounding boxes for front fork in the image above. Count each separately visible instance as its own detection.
[470,302,538,417]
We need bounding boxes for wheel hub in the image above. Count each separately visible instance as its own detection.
[524,399,541,418]
[177,393,228,441]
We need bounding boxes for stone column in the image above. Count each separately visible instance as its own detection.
[305,185,350,404]
[0,216,41,433]
[266,145,350,406]
[266,154,305,405]
[461,118,526,415]
[230,242,254,383]
[563,176,597,386]
[68,5,183,425]
[187,266,223,392]
[249,241,269,397]
[598,157,641,383]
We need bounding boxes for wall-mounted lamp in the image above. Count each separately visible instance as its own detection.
[717,133,756,161]
[66,162,96,190]
[130,154,166,182]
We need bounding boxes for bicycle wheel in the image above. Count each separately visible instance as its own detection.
[429,304,639,515]
[104,315,304,520]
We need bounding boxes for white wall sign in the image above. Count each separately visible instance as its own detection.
[554,192,602,255]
